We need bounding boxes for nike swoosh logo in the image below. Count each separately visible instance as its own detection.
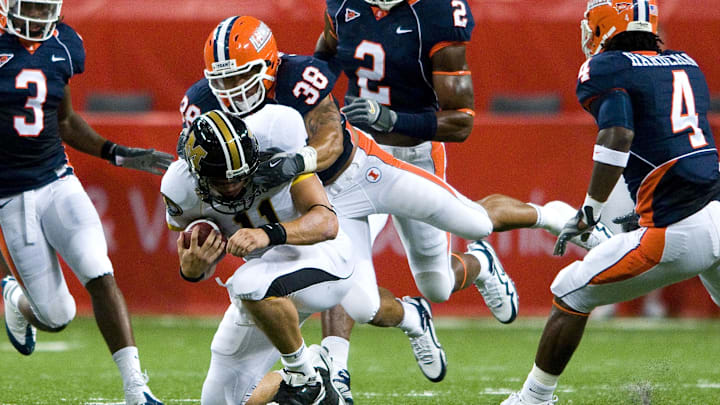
[269,160,282,168]
[396,27,413,34]
[0,199,12,209]
[51,55,65,62]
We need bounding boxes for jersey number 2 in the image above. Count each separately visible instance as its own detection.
[671,70,707,149]
[14,69,47,137]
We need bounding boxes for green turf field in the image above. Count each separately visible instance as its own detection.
[1,316,719,404]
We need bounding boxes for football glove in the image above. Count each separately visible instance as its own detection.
[253,146,318,189]
[110,144,174,175]
[613,211,640,232]
[341,96,397,133]
[553,209,596,257]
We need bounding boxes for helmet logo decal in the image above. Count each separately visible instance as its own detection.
[614,2,633,13]
[249,22,271,52]
[185,130,208,172]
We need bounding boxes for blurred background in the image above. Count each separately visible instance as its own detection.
[60,0,720,318]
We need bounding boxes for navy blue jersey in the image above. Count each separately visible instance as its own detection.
[577,50,720,227]
[0,24,85,197]
[326,0,474,113]
[181,54,351,182]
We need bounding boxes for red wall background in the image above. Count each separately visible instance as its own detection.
[52,1,720,317]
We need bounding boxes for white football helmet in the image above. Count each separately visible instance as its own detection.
[0,0,62,42]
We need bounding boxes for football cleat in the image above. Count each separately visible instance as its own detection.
[501,392,558,405]
[331,368,353,405]
[124,371,164,405]
[272,345,344,405]
[543,201,614,251]
[402,296,447,383]
[2,276,36,355]
[467,240,518,324]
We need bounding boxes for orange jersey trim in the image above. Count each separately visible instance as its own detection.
[636,160,678,227]
[456,108,476,117]
[433,70,471,76]
[633,51,659,55]
[589,228,666,285]
[325,10,338,40]
[429,41,468,58]
[408,0,422,5]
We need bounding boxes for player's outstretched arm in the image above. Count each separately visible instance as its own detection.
[58,85,174,175]
[431,44,475,143]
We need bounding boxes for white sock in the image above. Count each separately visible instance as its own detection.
[321,336,349,371]
[112,346,144,390]
[520,364,558,403]
[281,341,315,377]
[397,300,423,337]
[528,203,544,228]
[465,248,491,283]
[3,280,23,307]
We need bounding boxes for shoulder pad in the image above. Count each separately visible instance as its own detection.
[275,54,339,116]
[161,160,201,216]
[414,0,474,44]
[54,23,85,75]
[244,104,308,153]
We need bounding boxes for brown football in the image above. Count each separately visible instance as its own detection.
[182,219,227,249]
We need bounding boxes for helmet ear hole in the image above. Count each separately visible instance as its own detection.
[595,26,600,37]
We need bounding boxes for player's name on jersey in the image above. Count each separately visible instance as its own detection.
[622,52,698,68]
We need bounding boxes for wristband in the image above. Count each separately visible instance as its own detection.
[392,111,438,141]
[581,194,605,226]
[298,146,318,173]
[260,223,287,246]
[179,267,205,283]
[593,144,630,167]
[101,140,118,162]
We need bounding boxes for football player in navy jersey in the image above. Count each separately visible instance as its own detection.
[0,1,171,404]
[503,1,720,404]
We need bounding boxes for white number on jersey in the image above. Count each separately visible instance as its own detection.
[671,70,707,149]
[180,95,202,128]
[451,0,468,28]
[354,40,390,105]
[292,66,329,105]
[14,69,47,137]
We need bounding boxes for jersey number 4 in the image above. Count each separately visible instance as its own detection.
[671,70,707,149]
[14,69,47,137]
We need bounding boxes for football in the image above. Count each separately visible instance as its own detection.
[182,219,227,249]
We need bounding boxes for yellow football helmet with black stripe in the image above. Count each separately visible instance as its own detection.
[182,110,260,213]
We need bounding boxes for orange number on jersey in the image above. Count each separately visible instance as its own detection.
[671,70,707,149]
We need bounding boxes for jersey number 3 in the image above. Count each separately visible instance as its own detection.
[14,69,47,137]
[671,70,707,149]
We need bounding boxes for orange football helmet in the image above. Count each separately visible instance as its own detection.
[204,16,279,116]
[581,0,658,58]
[0,0,62,41]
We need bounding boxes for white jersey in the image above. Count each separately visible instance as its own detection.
[161,103,308,259]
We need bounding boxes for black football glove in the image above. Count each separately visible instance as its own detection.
[341,96,397,133]
[109,144,174,175]
[613,211,640,232]
[253,146,317,189]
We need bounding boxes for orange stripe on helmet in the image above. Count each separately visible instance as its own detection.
[589,227,666,285]
[429,41,468,58]
[636,159,678,227]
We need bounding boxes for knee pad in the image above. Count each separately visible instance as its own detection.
[414,272,452,303]
[341,283,380,324]
[34,292,76,329]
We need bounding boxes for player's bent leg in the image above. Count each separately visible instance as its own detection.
[399,296,447,382]
[464,241,518,323]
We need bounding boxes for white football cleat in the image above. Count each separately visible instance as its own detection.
[501,392,558,405]
[466,240,518,324]
[330,366,353,405]
[124,371,163,405]
[543,200,614,250]
[2,275,36,355]
[402,296,447,383]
